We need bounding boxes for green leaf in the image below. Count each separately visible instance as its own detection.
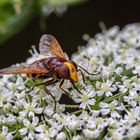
[46,0,87,7]
[0,0,88,44]
[0,1,38,44]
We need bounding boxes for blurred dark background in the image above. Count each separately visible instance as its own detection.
[0,0,140,68]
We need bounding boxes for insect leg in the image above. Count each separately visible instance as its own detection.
[32,79,58,111]
[43,79,59,111]
[59,79,83,95]
[27,79,58,92]
[70,81,83,95]
[35,79,58,87]
[78,69,87,85]
[59,80,70,96]
[59,80,79,104]
[44,86,57,111]
[27,79,58,110]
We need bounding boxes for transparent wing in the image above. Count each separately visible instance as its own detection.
[39,34,66,59]
[0,65,48,74]
[0,66,29,74]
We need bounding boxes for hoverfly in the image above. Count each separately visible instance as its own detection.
[0,34,99,110]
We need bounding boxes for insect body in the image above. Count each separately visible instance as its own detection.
[29,57,78,83]
[0,34,99,110]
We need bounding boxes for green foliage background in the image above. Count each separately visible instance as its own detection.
[0,0,86,44]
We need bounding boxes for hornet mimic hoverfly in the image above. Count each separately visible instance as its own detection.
[0,34,99,110]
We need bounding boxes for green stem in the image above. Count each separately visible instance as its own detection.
[97,127,108,140]
[103,92,127,103]
[64,126,71,140]
[70,109,83,115]
[65,105,79,108]
[91,92,128,110]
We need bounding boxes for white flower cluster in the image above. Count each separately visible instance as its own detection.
[0,23,140,139]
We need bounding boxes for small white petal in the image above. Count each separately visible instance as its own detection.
[112,100,118,106]
[72,135,83,140]
[88,99,95,105]
[96,91,104,96]
[28,111,35,117]
[19,128,28,135]
[101,109,110,115]
[49,128,58,137]
[73,98,81,103]
[23,119,30,126]
[110,85,117,92]
[116,105,125,111]
[28,131,35,140]
[83,129,99,138]
[119,87,127,93]
[91,110,100,117]
[32,117,39,125]
[6,133,13,140]
[0,101,4,107]
[67,120,79,130]
[80,102,86,109]
[106,91,112,97]
[111,110,120,118]
[88,91,96,97]
[130,90,137,96]
[2,126,8,134]
[23,136,29,140]
[44,107,54,116]
[56,132,66,140]
[19,110,27,117]
[35,125,45,133]
[99,102,108,108]
[131,101,137,107]
[31,101,38,107]
[34,108,43,114]
[85,85,93,92]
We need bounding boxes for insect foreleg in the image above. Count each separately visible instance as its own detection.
[70,81,83,95]
[59,80,70,96]
[59,79,83,95]
[78,69,88,85]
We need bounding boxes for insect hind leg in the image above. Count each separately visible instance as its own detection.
[43,79,58,111]
[30,79,58,111]
[44,86,57,111]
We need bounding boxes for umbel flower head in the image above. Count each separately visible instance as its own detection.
[0,23,140,139]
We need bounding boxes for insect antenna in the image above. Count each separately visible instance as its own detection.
[78,65,101,76]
